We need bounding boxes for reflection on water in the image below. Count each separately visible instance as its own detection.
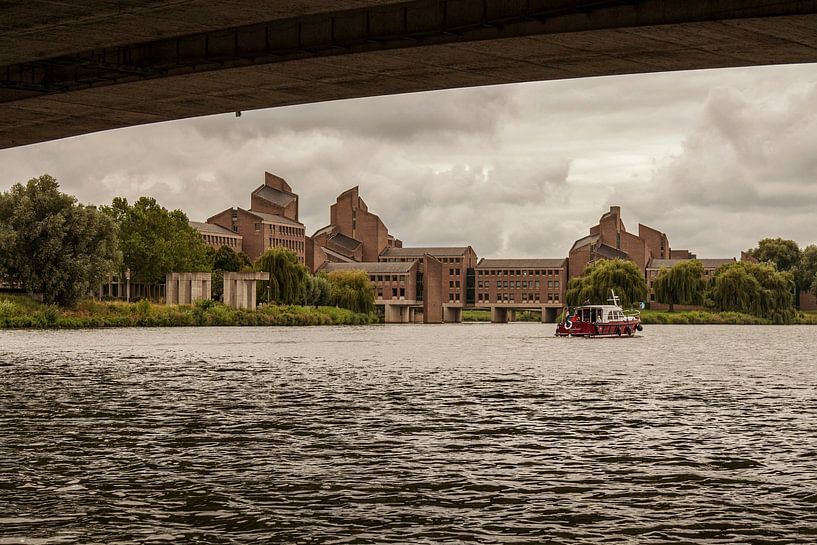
[1,324,816,544]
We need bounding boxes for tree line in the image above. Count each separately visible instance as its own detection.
[0,175,373,313]
[565,236,816,324]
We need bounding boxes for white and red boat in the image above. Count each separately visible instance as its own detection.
[556,291,642,337]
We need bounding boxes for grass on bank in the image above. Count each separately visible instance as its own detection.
[640,309,817,325]
[462,306,817,325]
[0,294,377,329]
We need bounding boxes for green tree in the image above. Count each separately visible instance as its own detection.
[0,175,116,306]
[211,245,252,272]
[255,247,311,305]
[306,274,332,307]
[748,238,801,272]
[564,259,647,308]
[208,245,252,301]
[794,244,817,296]
[326,270,375,314]
[103,197,211,288]
[652,259,705,311]
[705,261,795,323]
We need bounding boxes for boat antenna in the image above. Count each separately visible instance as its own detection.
[608,289,620,307]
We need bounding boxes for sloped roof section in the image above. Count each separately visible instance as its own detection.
[249,211,303,227]
[252,185,297,208]
[190,221,241,237]
[593,243,629,260]
[570,234,599,253]
[328,232,363,253]
[321,247,356,263]
[323,262,414,274]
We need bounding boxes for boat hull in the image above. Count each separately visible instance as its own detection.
[555,318,641,337]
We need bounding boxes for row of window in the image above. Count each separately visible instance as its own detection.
[370,274,407,282]
[476,293,561,303]
[256,222,302,235]
[448,268,461,276]
[376,287,407,299]
[477,280,560,289]
[203,234,240,248]
[270,238,304,252]
[477,269,562,276]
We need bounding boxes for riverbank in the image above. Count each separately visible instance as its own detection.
[0,295,377,328]
[640,309,817,325]
[462,307,817,325]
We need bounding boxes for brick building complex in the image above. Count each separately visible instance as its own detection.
[569,206,670,278]
[380,246,477,323]
[206,172,306,263]
[307,187,401,273]
[475,258,567,322]
[323,261,423,323]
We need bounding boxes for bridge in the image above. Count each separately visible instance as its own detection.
[3,0,817,148]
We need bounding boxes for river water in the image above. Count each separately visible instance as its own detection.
[1,324,816,544]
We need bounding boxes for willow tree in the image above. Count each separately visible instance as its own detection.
[565,259,647,308]
[325,270,375,314]
[706,261,794,323]
[652,259,705,311]
[255,247,311,305]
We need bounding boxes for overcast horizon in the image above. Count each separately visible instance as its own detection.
[2,62,817,260]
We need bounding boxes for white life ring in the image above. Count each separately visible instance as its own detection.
[564,317,573,330]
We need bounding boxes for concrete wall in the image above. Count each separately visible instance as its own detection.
[423,255,443,323]
[223,272,270,309]
[166,272,212,305]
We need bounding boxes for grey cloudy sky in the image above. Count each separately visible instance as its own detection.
[2,62,816,259]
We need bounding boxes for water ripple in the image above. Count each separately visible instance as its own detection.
[1,324,816,543]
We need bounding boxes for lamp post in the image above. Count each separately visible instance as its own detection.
[125,268,131,303]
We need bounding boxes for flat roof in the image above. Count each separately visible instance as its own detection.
[477,258,565,269]
[380,246,470,258]
[647,258,736,269]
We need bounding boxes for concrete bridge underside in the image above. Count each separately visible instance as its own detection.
[3,0,817,148]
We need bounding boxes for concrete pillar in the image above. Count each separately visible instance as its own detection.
[203,276,212,300]
[222,272,268,309]
[246,280,255,309]
[491,307,508,323]
[180,273,192,304]
[508,309,516,322]
[542,307,559,323]
[384,304,402,323]
[443,306,462,323]
[165,273,179,304]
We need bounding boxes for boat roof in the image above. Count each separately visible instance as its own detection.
[573,304,623,311]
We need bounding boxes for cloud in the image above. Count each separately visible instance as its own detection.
[611,73,817,257]
[2,62,817,262]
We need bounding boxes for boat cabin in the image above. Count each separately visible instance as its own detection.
[575,305,626,324]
